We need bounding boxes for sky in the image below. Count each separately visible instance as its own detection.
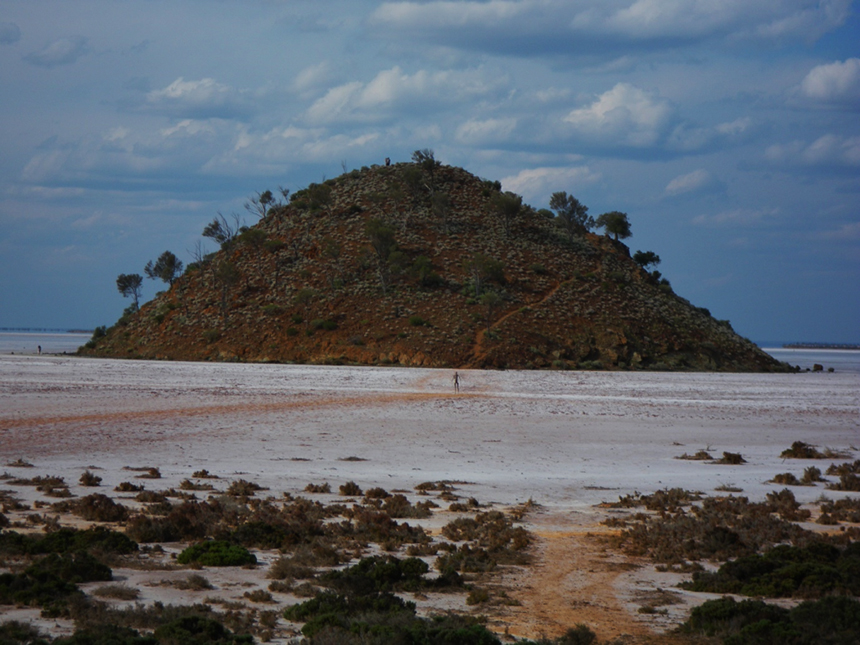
[0,0,858,344]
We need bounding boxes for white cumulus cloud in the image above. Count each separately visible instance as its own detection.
[455,118,517,145]
[801,58,860,106]
[765,134,860,166]
[305,66,506,124]
[501,166,600,202]
[144,77,252,120]
[563,83,672,147]
[665,169,718,196]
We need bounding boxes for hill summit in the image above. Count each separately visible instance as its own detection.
[83,159,786,372]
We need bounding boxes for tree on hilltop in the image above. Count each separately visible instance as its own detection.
[550,191,593,242]
[144,250,184,287]
[203,213,244,250]
[595,211,631,241]
[116,273,143,311]
[633,250,661,270]
[492,191,523,237]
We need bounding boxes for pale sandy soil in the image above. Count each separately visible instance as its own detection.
[1,355,858,642]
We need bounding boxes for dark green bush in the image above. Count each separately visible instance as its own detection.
[321,555,430,594]
[681,542,860,598]
[70,493,129,522]
[176,541,256,567]
[681,595,860,644]
[153,616,253,644]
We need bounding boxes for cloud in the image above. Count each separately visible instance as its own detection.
[0,22,21,45]
[143,77,253,120]
[817,221,860,241]
[370,0,852,56]
[800,58,860,106]
[24,36,89,68]
[765,134,860,167]
[665,169,720,196]
[692,207,779,227]
[455,118,517,145]
[563,83,672,147]
[294,62,333,94]
[500,166,600,201]
[305,66,506,124]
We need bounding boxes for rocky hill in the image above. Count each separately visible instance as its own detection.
[82,161,787,371]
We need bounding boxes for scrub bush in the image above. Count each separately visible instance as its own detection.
[177,541,256,567]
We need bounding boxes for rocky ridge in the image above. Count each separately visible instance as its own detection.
[82,161,786,372]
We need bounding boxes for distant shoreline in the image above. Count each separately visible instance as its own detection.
[782,343,860,350]
[0,327,92,334]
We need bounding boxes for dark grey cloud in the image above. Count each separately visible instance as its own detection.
[0,22,21,44]
[24,36,89,68]
[369,0,853,58]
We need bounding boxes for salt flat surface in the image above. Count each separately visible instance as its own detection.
[2,355,857,509]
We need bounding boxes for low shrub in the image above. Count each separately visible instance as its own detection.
[310,319,337,331]
[715,451,746,465]
[69,494,130,522]
[781,441,826,459]
[79,471,102,487]
[339,481,362,496]
[680,595,860,644]
[676,450,713,461]
[818,497,860,523]
[177,541,256,567]
[770,472,802,486]
[226,479,266,497]
[304,482,331,494]
[681,542,860,597]
[827,472,860,491]
[92,584,140,600]
[114,482,144,492]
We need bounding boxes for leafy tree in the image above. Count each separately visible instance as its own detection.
[213,261,239,324]
[238,228,266,250]
[306,183,332,211]
[411,149,438,172]
[412,255,442,288]
[479,291,502,333]
[202,213,243,249]
[633,250,661,270]
[431,191,452,233]
[321,237,343,289]
[144,251,183,287]
[595,211,631,241]
[294,288,316,325]
[366,218,398,293]
[116,274,143,311]
[549,191,593,241]
[464,254,505,298]
[492,191,522,237]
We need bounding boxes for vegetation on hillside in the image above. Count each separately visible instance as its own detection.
[84,153,787,371]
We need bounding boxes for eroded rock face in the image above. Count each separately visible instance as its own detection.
[83,163,787,372]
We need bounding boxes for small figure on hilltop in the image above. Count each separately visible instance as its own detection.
[453,371,460,393]
[385,157,391,166]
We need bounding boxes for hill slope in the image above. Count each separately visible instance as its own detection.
[82,162,786,372]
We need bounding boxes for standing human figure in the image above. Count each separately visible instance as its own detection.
[453,371,460,393]
[37,345,41,355]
